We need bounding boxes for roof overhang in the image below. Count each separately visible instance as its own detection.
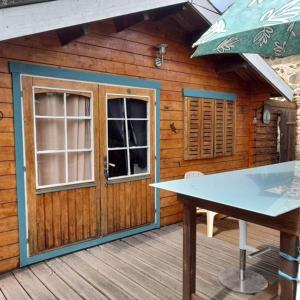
[0,0,293,101]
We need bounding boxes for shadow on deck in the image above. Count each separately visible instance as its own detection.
[0,221,279,299]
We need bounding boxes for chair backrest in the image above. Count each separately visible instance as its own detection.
[184,171,204,179]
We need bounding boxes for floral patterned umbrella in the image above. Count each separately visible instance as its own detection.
[192,0,300,58]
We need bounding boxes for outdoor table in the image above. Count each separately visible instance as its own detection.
[151,161,300,300]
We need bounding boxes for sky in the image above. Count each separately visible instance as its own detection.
[209,0,235,13]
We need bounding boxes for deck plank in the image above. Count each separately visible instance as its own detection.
[13,268,56,299]
[30,262,82,299]
[88,246,181,300]
[0,273,31,300]
[0,223,280,300]
[46,258,108,299]
[61,252,134,300]
[77,250,160,300]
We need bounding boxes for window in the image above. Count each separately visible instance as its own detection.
[184,92,236,160]
[33,88,94,189]
[107,96,149,179]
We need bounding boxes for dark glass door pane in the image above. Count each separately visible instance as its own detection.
[108,150,128,178]
[108,120,127,148]
[130,148,148,175]
[107,99,125,118]
[128,121,147,146]
[126,99,147,118]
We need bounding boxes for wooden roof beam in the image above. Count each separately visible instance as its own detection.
[56,24,88,46]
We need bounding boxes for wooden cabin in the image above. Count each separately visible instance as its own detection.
[0,0,294,273]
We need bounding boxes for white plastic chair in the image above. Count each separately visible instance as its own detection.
[184,171,217,238]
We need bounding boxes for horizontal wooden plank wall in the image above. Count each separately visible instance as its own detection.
[0,18,273,272]
[254,100,297,167]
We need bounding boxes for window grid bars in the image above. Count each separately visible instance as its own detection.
[33,88,94,189]
[107,96,150,179]
[124,98,131,176]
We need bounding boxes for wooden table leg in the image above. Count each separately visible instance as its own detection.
[278,232,299,300]
[182,198,197,300]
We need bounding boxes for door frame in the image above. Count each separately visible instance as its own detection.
[10,62,161,267]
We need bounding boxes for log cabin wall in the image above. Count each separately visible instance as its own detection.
[0,18,273,272]
[253,100,297,167]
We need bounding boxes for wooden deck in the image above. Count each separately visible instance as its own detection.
[0,220,279,300]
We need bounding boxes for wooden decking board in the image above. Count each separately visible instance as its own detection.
[0,224,280,300]
[29,262,82,299]
[76,250,160,300]
[160,223,279,270]
[145,228,276,281]
[61,253,133,300]
[155,225,279,282]
[0,274,31,300]
[46,258,108,299]
[123,236,242,300]
[88,246,180,300]
[102,242,183,296]
[13,268,57,299]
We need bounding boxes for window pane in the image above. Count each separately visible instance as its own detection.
[107,99,125,118]
[35,92,64,116]
[130,148,148,175]
[37,153,66,186]
[108,150,128,178]
[128,121,147,147]
[67,120,91,149]
[126,99,147,119]
[67,94,90,117]
[36,119,65,151]
[108,120,127,148]
[68,152,92,182]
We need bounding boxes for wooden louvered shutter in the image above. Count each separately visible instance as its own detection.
[224,101,235,156]
[201,99,214,158]
[184,97,235,160]
[184,97,201,160]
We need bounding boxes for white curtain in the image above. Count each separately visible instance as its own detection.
[36,93,91,187]
[67,94,91,182]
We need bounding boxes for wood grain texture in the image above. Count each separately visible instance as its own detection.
[0,16,273,270]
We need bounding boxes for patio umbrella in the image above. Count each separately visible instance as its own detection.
[192,0,300,58]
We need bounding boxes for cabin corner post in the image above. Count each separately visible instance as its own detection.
[278,232,299,300]
[179,194,197,300]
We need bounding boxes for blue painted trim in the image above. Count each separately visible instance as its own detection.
[183,88,237,101]
[36,182,97,195]
[278,270,300,282]
[11,61,161,267]
[12,72,28,266]
[10,62,160,90]
[279,251,300,262]
[22,223,159,266]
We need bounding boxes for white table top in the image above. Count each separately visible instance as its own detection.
[151,161,300,217]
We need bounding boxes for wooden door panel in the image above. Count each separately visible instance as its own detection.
[22,76,100,255]
[99,86,156,236]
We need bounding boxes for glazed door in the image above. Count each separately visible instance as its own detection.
[99,86,156,235]
[22,76,100,255]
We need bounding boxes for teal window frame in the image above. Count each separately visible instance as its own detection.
[10,62,161,267]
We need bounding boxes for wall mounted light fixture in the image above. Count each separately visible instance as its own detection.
[155,43,168,68]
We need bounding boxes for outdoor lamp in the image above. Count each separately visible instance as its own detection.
[155,43,168,68]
